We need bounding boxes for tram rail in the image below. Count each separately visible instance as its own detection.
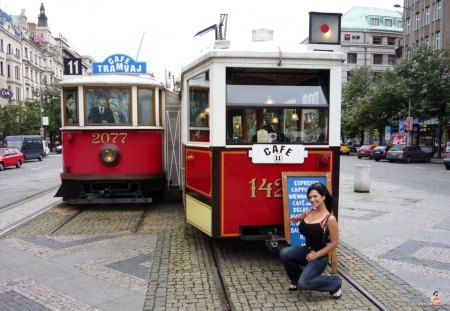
[0,186,62,237]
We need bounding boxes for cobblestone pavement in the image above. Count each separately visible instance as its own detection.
[339,166,450,306]
[0,199,447,310]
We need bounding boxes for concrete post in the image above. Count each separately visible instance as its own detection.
[354,165,370,192]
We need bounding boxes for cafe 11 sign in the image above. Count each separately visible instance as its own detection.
[92,54,146,75]
[282,172,331,246]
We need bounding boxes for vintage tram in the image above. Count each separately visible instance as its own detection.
[181,13,345,246]
[55,54,181,203]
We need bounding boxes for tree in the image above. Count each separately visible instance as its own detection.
[395,45,450,157]
[341,67,375,142]
[0,84,61,147]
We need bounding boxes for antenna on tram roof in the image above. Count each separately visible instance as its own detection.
[194,14,228,40]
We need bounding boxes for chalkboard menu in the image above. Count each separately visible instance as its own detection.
[282,172,331,246]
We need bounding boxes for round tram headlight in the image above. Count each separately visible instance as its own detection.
[99,144,120,166]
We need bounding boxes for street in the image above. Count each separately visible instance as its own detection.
[0,154,62,209]
[0,153,449,304]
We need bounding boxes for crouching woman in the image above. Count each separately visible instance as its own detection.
[279,182,342,298]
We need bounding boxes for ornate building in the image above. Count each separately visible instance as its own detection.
[0,3,90,107]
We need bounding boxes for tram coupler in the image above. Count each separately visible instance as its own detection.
[265,230,286,253]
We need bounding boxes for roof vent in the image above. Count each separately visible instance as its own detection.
[252,29,273,42]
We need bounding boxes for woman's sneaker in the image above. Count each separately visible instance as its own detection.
[330,286,342,299]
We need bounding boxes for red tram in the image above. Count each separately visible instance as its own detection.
[55,55,181,203]
[181,13,345,246]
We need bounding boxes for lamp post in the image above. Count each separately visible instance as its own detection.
[394,3,415,145]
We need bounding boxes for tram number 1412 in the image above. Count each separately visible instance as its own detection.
[249,178,282,198]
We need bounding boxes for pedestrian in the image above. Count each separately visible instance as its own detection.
[279,182,342,298]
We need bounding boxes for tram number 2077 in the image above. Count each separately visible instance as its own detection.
[249,178,283,198]
[91,132,128,144]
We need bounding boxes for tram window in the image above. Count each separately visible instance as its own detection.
[138,88,155,126]
[226,108,328,143]
[188,71,210,142]
[225,68,330,144]
[85,87,131,125]
[63,89,78,126]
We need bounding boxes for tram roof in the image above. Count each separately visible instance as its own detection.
[59,74,165,88]
[182,41,346,73]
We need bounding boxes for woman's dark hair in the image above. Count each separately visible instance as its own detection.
[307,182,333,213]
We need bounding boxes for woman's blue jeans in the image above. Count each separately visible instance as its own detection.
[279,245,341,292]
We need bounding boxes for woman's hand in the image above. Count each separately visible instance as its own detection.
[290,215,300,224]
[306,250,318,262]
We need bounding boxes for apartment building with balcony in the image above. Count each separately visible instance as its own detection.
[0,3,89,108]
[340,7,403,81]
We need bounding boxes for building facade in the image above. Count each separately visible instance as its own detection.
[340,7,403,81]
[0,3,89,108]
[398,0,449,55]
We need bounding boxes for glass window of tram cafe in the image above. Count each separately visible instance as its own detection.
[226,68,330,144]
[68,87,155,126]
[188,72,210,142]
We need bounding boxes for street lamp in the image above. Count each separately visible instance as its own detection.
[394,3,415,145]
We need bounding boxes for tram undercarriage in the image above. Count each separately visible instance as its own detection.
[56,173,166,204]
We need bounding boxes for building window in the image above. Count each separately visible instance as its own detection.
[370,18,380,26]
[406,18,410,35]
[7,65,10,78]
[373,54,383,64]
[0,39,3,52]
[7,44,12,54]
[15,66,20,80]
[425,7,430,25]
[347,53,357,64]
[387,37,396,45]
[425,36,430,46]
[415,13,420,30]
[436,0,442,20]
[385,19,392,27]
[388,55,397,65]
[24,47,28,59]
[397,20,403,28]
[373,36,382,45]
[435,32,441,50]
[0,61,3,75]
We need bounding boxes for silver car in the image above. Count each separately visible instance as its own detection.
[386,145,430,163]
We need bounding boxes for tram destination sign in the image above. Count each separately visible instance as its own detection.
[64,58,82,75]
[92,54,147,75]
[281,172,331,246]
[249,144,308,164]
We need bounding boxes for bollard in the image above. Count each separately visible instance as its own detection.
[354,165,370,192]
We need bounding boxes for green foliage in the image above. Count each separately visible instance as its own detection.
[395,44,450,155]
[0,84,61,144]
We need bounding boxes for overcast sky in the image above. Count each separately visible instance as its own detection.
[2,0,402,78]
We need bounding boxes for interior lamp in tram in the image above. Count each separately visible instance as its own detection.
[308,12,342,45]
[291,112,299,121]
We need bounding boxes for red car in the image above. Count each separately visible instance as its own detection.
[357,145,375,159]
[0,148,25,171]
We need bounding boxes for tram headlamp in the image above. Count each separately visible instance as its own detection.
[99,145,120,166]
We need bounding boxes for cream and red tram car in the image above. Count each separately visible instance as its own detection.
[182,13,345,243]
[56,55,181,203]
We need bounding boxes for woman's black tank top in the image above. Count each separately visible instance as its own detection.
[299,220,326,251]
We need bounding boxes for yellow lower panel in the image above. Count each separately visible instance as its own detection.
[185,195,212,236]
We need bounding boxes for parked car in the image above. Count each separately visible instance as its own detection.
[386,145,430,163]
[56,145,63,154]
[3,135,45,161]
[0,148,25,171]
[340,144,350,155]
[372,145,392,161]
[444,153,450,170]
[357,145,375,159]
[420,146,434,158]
